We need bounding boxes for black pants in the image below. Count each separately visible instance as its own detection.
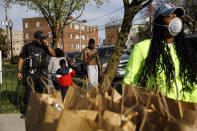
[23,72,47,114]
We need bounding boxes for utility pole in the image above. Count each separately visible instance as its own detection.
[5,7,10,59]
[79,24,82,52]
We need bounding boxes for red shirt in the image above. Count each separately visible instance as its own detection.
[56,69,76,87]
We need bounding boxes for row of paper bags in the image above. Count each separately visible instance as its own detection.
[25,81,197,131]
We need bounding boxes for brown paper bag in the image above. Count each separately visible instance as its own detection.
[56,110,104,131]
[25,92,64,131]
[38,102,62,131]
[121,121,136,131]
[96,111,123,131]
[124,85,197,120]
[103,110,121,127]
[182,109,197,128]
[75,110,98,121]
[25,92,44,131]
[64,86,97,110]
[162,110,197,131]
[25,76,63,131]
[90,91,122,113]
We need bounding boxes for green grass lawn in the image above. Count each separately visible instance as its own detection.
[0,63,24,113]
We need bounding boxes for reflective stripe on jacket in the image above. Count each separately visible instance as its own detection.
[123,39,197,103]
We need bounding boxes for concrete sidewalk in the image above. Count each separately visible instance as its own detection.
[0,114,25,131]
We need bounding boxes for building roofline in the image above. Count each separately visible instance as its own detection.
[22,17,98,27]
[23,17,45,20]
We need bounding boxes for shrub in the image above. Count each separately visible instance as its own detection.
[11,55,19,64]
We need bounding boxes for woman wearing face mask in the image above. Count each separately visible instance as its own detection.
[123,3,197,102]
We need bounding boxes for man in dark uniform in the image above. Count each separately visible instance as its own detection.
[17,31,56,118]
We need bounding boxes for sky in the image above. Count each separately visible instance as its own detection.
[0,0,146,41]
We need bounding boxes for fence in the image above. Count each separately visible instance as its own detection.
[0,70,24,114]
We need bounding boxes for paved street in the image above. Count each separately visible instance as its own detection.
[0,114,25,131]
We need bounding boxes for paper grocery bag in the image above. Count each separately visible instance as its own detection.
[39,102,62,131]
[25,91,64,131]
[103,110,121,127]
[64,86,96,110]
[25,76,63,131]
[25,92,44,131]
[75,110,98,121]
[56,110,104,131]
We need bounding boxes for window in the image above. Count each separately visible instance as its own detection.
[36,21,40,27]
[87,35,89,40]
[94,28,96,32]
[75,34,79,39]
[48,32,53,38]
[81,25,85,31]
[74,24,79,30]
[76,44,80,49]
[87,27,89,31]
[131,28,136,32]
[70,24,72,29]
[26,33,29,39]
[71,44,73,49]
[70,34,72,39]
[82,44,86,49]
[81,35,85,40]
[25,22,29,28]
[58,43,63,49]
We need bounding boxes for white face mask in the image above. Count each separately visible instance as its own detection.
[168,18,182,36]
[154,18,183,36]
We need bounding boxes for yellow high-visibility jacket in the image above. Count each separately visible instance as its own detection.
[123,39,197,103]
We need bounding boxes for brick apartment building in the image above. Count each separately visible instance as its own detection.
[23,17,99,52]
[105,25,120,45]
[105,24,145,49]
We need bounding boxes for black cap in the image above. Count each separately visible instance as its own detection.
[34,31,46,41]
[88,39,95,45]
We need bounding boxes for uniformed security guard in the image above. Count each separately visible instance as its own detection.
[17,31,56,118]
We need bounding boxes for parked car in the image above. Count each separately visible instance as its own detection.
[72,45,130,79]
[64,51,80,66]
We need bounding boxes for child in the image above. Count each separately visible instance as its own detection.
[56,59,75,101]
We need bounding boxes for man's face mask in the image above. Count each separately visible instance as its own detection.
[155,18,183,36]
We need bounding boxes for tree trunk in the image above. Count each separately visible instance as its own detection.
[100,0,153,89]
[53,34,61,48]
[52,28,62,49]
[101,14,133,89]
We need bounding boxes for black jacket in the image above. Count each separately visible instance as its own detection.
[19,40,50,73]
